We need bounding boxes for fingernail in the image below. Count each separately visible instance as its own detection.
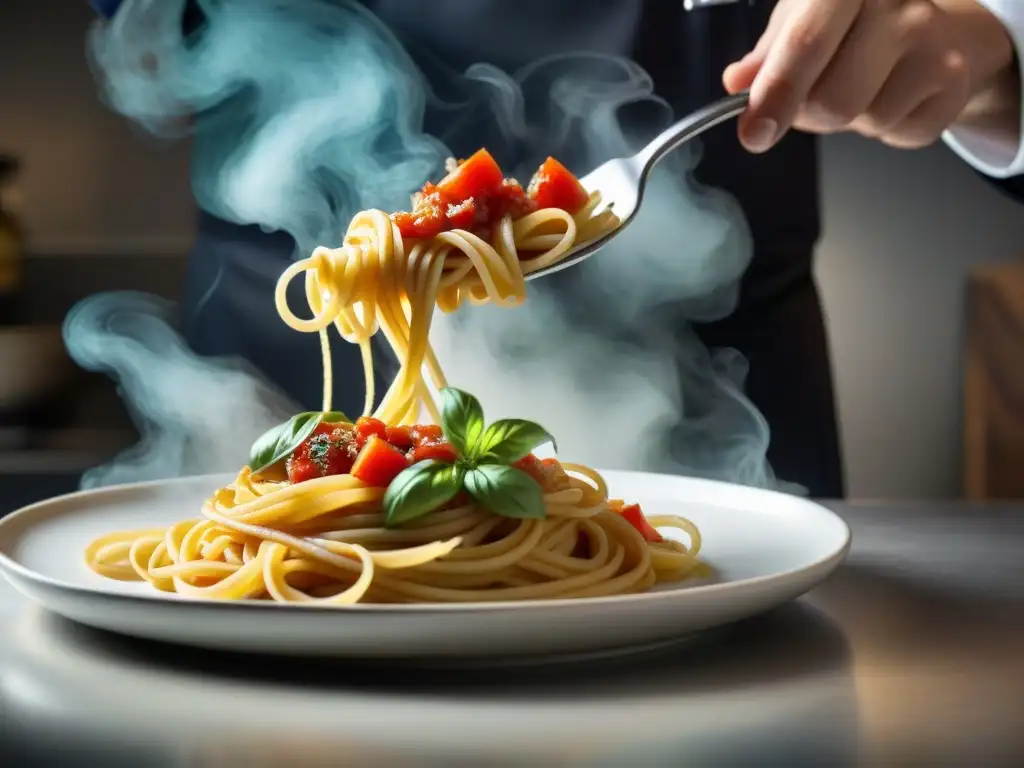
[744,117,778,152]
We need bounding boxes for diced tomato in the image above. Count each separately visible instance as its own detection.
[389,212,424,238]
[287,423,358,483]
[351,435,410,487]
[391,186,448,239]
[291,422,336,462]
[391,149,587,238]
[411,441,459,464]
[514,453,545,481]
[391,207,445,239]
[385,425,414,450]
[491,178,536,220]
[444,197,482,230]
[286,456,320,484]
[418,181,442,200]
[618,503,663,544]
[527,157,590,214]
[513,453,570,492]
[355,416,388,447]
[437,149,504,203]
[412,424,444,444]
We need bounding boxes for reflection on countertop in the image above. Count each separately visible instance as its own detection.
[0,588,860,766]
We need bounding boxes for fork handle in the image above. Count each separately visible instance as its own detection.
[637,90,750,172]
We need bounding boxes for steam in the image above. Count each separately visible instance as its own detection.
[430,57,780,487]
[88,0,446,253]
[63,292,295,489]
[75,0,792,492]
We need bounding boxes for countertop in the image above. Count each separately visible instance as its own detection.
[1,498,1023,767]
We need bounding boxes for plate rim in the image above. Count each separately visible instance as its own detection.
[0,470,852,615]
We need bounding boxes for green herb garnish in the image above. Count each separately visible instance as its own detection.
[383,388,555,527]
[463,463,545,520]
[306,433,333,471]
[383,460,466,527]
[248,410,350,475]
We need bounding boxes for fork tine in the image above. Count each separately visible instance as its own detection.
[527,91,749,282]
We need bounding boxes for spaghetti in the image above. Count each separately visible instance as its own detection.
[85,150,705,605]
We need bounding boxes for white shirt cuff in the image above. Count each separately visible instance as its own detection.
[942,0,1024,179]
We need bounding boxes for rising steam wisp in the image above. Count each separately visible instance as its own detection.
[63,292,296,488]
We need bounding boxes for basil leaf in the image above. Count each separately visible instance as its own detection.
[464,464,545,520]
[475,419,556,464]
[249,412,322,474]
[440,388,485,458]
[248,410,350,474]
[384,460,465,528]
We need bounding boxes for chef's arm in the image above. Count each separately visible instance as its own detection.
[942,0,1024,178]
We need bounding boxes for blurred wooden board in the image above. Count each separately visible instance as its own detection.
[965,261,1024,499]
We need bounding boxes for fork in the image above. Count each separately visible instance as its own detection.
[525,89,751,281]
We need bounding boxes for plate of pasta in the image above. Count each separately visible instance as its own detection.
[0,150,848,659]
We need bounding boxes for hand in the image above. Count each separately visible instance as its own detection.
[723,0,1017,152]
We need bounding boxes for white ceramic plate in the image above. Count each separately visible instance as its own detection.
[0,471,850,659]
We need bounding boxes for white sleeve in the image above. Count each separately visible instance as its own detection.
[942,0,1024,179]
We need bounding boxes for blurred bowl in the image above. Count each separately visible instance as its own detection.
[0,325,77,415]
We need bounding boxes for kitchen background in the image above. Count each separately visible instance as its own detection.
[3,1,1024,503]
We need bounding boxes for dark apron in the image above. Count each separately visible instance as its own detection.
[182,0,844,497]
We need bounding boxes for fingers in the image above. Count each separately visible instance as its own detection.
[795,7,903,133]
[729,0,972,152]
[877,51,971,148]
[844,53,948,138]
[739,0,862,152]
